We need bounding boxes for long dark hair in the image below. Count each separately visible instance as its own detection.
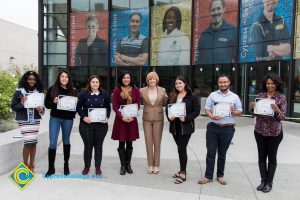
[51,70,76,98]
[168,76,192,103]
[85,75,103,93]
[162,6,182,32]
[261,73,283,93]
[117,71,134,88]
[18,71,43,92]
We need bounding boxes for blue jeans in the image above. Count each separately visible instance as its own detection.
[49,116,74,149]
[205,122,235,179]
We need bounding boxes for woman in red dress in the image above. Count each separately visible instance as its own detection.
[111,71,140,175]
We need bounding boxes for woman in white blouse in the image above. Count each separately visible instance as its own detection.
[140,72,168,174]
[158,6,190,66]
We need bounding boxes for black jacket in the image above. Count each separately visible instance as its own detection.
[166,91,200,135]
[11,90,43,121]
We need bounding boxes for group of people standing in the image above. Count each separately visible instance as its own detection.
[11,70,286,192]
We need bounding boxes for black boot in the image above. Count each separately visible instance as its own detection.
[262,163,277,193]
[63,144,71,175]
[45,148,56,177]
[125,147,133,174]
[118,148,126,175]
[257,162,267,191]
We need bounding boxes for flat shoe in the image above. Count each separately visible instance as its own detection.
[174,174,186,184]
[217,177,227,185]
[198,177,213,184]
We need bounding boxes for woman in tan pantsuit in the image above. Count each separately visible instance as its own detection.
[140,72,168,174]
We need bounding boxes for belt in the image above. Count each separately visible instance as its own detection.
[212,122,236,127]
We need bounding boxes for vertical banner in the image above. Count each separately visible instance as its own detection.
[193,0,238,65]
[239,0,293,63]
[110,8,149,67]
[295,0,300,59]
[69,12,109,67]
[151,0,192,66]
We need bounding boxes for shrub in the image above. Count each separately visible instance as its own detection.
[0,71,18,120]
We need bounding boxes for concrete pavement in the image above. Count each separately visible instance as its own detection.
[0,111,299,200]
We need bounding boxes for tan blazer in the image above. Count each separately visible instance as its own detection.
[140,86,168,121]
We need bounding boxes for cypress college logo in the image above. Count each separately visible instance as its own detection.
[8,162,36,190]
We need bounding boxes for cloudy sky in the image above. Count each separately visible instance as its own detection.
[0,0,38,30]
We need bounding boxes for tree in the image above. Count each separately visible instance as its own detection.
[0,71,18,120]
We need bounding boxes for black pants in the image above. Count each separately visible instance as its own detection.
[172,133,191,173]
[254,130,283,180]
[79,121,108,168]
[205,123,235,179]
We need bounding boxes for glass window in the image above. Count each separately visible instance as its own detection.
[44,29,68,41]
[44,14,67,29]
[112,0,149,10]
[44,0,67,13]
[44,54,67,65]
[71,0,108,12]
[69,66,109,91]
[44,42,67,54]
[293,60,300,117]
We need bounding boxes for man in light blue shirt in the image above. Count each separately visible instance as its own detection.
[198,74,242,185]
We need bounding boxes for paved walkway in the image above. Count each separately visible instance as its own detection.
[0,112,299,200]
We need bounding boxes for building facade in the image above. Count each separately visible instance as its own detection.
[39,0,300,118]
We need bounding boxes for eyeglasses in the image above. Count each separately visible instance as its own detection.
[131,20,140,23]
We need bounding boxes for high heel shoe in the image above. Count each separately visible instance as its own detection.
[147,166,153,174]
[153,167,160,174]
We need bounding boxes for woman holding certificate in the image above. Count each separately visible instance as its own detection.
[77,75,111,175]
[249,73,287,193]
[11,71,44,172]
[45,70,77,177]
[140,72,168,174]
[166,76,200,184]
[112,71,140,175]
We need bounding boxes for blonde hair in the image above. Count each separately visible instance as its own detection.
[146,72,159,85]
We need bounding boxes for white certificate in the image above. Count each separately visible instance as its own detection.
[120,103,138,117]
[168,103,186,117]
[254,98,275,116]
[213,101,232,118]
[57,95,78,111]
[88,108,107,122]
[24,93,44,108]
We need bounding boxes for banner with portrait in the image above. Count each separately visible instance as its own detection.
[192,0,238,65]
[294,0,300,59]
[239,0,294,63]
[151,0,192,66]
[69,12,109,67]
[110,8,150,67]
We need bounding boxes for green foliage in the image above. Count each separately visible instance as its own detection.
[0,71,18,120]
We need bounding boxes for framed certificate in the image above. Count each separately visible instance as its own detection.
[24,93,44,108]
[213,101,232,118]
[88,108,107,123]
[168,103,186,117]
[57,95,78,111]
[254,98,275,116]
[120,103,138,117]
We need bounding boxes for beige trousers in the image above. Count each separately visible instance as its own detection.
[143,120,164,167]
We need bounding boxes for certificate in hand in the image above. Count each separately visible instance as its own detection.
[254,98,275,116]
[57,95,78,111]
[88,108,107,122]
[120,103,138,117]
[213,101,232,118]
[24,93,44,108]
[168,103,186,117]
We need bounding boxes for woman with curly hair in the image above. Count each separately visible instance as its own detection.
[11,71,44,172]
